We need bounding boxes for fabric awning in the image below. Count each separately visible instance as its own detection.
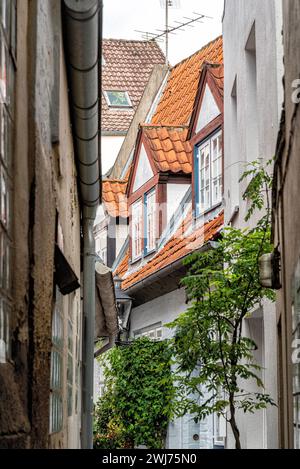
[95,261,119,344]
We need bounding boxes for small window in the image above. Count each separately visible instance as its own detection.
[196,130,223,216]
[103,90,132,108]
[134,324,163,341]
[145,189,156,254]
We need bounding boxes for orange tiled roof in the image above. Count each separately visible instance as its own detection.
[121,211,224,290]
[102,179,128,218]
[142,125,192,174]
[151,36,223,126]
[114,250,130,278]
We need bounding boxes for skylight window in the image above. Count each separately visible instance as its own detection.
[103,90,132,108]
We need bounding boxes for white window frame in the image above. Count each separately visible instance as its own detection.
[196,130,223,216]
[145,188,156,254]
[132,198,142,260]
[134,324,163,341]
[103,90,132,108]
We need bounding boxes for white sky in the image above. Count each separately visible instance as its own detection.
[103,0,224,66]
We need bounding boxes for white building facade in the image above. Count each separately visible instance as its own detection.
[223,0,284,449]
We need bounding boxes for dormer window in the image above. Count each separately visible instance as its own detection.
[103,90,132,108]
[195,130,223,216]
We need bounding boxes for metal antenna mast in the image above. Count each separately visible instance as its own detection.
[135,1,212,64]
[165,0,169,64]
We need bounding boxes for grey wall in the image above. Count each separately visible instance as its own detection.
[223,0,284,449]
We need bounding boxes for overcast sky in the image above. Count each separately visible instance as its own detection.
[103,0,224,65]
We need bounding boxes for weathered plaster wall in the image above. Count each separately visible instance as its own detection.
[0,0,31,449]
[29,0,81,449]
[0,0,82,449]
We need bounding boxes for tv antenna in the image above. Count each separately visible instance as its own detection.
[135,1,212,64]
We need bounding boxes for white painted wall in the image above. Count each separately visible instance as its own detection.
[167,184,190,223]
[102,135,125,175]
[132,144,154,192]
[129,288,216,449]
[116,223,129,258]
[195,84,221,133]
[223,0,284,449]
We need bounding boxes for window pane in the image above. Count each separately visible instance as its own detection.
[132,199,142,259]
[146,190,156,252]
[0,37,7,104]
[104,91,131,107]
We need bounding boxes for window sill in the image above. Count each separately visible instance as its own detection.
[130,255,143,265]
[144,248,156,258]
[195,201,222,220]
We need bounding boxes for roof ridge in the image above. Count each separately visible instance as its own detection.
[141,124,188,130]
[103,38,162,45]
[103,178,128,183]
[171,35,222,70]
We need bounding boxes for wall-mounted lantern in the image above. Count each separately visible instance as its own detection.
[259,247,281,290]
[113,275,133,344]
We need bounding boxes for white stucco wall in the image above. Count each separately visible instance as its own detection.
[223,0,284,227]
[102,135,125,175]
[223,0,284,449]
[129,288,216,449]
[116,223,129,258]
[167,184,190,224]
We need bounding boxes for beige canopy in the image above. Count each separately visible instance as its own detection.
[95,261,119,354]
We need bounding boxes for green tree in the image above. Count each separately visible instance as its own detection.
[94,337,175,449]
[168,160,276,449]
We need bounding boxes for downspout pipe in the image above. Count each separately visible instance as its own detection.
[63,0,102,449]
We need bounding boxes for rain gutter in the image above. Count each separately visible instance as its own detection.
[63,0,102,449]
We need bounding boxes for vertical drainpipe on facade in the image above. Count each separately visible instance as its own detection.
[63,0,102,449]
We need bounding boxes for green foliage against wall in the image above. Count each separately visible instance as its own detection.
[94,338,175,449]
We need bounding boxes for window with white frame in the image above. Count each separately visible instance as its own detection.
[132,199,142,260]
[145,189,156,253]
[49,287,64,433]
[0,0,16,364]
[196,130,223,215]
[134,323,163,341]
[103,90,132,108]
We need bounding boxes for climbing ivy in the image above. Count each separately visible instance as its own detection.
[94,337,175,449]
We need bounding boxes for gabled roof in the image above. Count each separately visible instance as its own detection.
[119,211,224,290]
[102,179,128,218]
[210,63,224,98]
[151,36,223,126]
[188,62,224,138]
[102,39,165,133]
[142,125,192,174]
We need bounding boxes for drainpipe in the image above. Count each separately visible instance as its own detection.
[63,0,102,449]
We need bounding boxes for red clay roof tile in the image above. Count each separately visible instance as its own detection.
[102,179,128,218]
[119,211,224,290]
[151,36,223,126]
[142,125,192,174]
[102,39,165,133]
